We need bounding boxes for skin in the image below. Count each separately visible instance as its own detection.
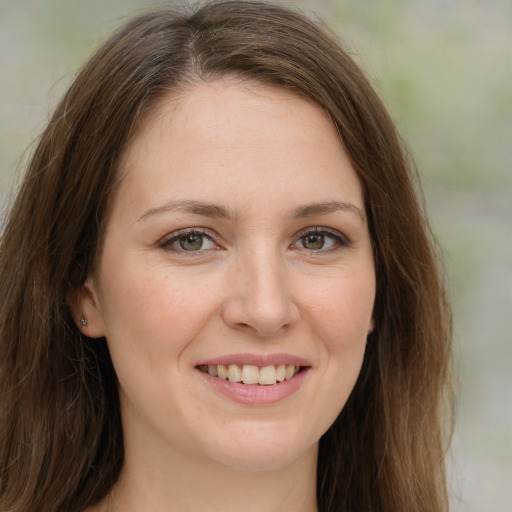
[77,79,376,511]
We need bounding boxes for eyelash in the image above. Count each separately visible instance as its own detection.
[158,226,350,255]
[292,227,350,254]
[158,228,219,254]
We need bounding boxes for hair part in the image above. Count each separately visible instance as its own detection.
[0,2,453,511]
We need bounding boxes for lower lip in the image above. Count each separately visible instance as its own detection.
[197,368,310,405]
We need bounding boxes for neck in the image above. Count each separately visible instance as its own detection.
[102,441,318,512]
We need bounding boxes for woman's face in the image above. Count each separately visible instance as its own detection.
[80,80,375,472]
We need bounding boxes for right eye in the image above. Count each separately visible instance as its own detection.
[159,229,218,253]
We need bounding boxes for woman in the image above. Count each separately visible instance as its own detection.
[0,1,453,511]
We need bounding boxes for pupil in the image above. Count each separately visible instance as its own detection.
[180,234,203,251]
[304,234,324,250]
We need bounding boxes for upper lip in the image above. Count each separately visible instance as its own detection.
[196,353,311,367]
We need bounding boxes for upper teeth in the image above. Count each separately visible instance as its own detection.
[199,364,300,385]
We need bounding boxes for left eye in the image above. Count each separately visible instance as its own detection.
[161,231,217,252]
[292,230,345,251]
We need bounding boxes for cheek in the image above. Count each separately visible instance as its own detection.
[302,271,374,422]
[305,270,375,349]
[97,255,224,369]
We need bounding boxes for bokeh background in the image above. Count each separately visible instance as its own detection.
[1,0,510,510]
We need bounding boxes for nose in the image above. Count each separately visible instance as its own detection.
[222,249,300,337]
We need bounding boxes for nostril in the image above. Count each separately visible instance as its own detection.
[221,268,300,336]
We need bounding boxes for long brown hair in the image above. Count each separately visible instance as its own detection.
[0,2,453,511]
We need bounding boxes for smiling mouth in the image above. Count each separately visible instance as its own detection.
[197,364,303,385]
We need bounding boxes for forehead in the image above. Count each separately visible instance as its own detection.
[122,79,340,162]
[112,79,363,222]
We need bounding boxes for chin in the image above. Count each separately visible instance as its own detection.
[201,421,318,472]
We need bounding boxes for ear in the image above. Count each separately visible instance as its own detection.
[367,317,375,335]
[67,275,106,338]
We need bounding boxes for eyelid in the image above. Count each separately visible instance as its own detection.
[292,226,351,251]
[158,227,221,252]
[157,225,350,254]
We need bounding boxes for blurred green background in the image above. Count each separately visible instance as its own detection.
[1,0,511,510]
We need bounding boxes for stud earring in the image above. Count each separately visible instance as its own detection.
[80,317,88,327]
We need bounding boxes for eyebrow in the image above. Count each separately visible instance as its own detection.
[292,201,365,222]
[137,199,233,222]
[136,199,364,223]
